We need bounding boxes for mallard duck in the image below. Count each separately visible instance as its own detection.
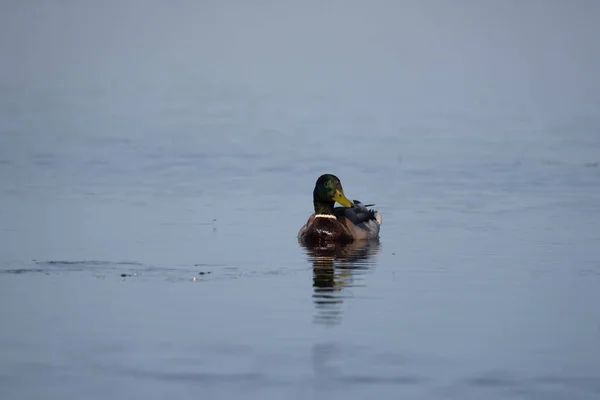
[298,174,382,244]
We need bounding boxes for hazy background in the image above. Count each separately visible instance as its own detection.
[2,0,599,107]
[1,1,599,399]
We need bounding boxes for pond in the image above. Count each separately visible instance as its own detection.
[1,2,600,399]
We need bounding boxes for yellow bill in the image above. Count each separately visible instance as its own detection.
[334,189,354,207]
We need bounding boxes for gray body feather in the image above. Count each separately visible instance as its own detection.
[298,200,382,242]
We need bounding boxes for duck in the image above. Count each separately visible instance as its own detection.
[298,174,382,244]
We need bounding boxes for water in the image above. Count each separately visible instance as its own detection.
[1,1,600,399]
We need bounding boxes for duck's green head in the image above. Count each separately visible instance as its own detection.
[313,174,353,214]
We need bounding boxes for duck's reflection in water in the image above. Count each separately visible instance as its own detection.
[301,240,380,325]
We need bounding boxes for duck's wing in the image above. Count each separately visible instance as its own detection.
[334,200,382,240]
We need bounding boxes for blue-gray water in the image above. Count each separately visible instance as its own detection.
[1,1,600,399]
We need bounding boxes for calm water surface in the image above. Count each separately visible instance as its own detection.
[1,2,600,399]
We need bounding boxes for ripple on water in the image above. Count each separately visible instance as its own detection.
[1,260,154,277]
[0,259,297,282]
[435,370,600,399]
